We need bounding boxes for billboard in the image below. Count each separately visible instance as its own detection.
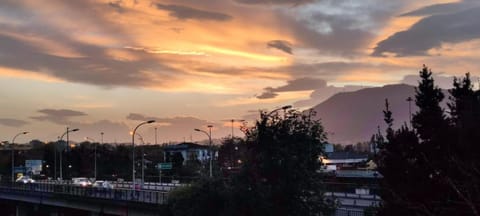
[25,160,42,175]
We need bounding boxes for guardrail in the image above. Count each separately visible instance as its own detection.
[0,182,169,205]
[33,179,186,191]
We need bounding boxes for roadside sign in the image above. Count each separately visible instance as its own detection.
[26,160,42,175]
[158,162,172,170]
[14,166,26,173]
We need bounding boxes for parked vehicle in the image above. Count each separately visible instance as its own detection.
[72,177,92,187]
[16,176,35,184]
[92,180,114,189]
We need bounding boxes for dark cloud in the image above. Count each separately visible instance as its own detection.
[0,118,29,127]
[269,0,404,56]
[126,113,148,121]
[400,2,472,17]
[108,0,125,13]
[30,109,87,124]
[0,33,179,87]
[267,40,293,54]
[276,77,327,91]
[154,3,233,21]
[373,3,480,57]
[234,0,314,6]
[0,1,184,88]
[279,14,372,56]
[256,77,327,99]
[294,85,366,107]
[255,87,278,99]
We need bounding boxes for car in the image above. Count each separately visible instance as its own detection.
[16,176,35,184]
[72,177,92,187]
[92,180,114,189]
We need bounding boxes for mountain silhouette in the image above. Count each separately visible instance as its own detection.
[311,84,417,144]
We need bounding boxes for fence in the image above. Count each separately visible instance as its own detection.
[0,181,168,205]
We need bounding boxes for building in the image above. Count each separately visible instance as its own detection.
[322,151,369,170]
[163,142,210,165]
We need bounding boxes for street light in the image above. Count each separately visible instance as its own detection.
[59,127,79,180]
[223,119,245,139]
[132,120,155,189]
[154,127,158,145]
[135,132,146,184]
[100,132,103,179]
[194,125,213,178]
[11,131,29,182]
[85,136,99,180]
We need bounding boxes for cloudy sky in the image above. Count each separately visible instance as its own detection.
[1,0,479,144]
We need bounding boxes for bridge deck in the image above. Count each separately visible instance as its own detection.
[0,182,168,205]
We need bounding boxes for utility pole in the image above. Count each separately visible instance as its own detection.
[154,127,158,145]
[406,97,413,127]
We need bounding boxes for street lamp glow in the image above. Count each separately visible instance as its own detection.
[11,131,29,182]
[59,127,80,180]
[132,120,155,189]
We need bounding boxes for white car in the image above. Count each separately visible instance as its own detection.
[72,177,92,187]
[16,176,35,184]
[92,180,114,189]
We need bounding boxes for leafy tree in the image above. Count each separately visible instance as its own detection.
[228,109,335,216]
[168,177,229,216]
[218,137,246,174]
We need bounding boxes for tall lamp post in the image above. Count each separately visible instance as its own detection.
[100,132,103,179]
[223,119,245,139]
[85,136,98,180]
[194,125,213,178]
[59,127,79,180]
[154,127,158,145]
[135,133,146,185]
[11,131,29,182]
[132,120,155,189]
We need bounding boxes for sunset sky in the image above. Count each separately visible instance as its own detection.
[1,0,479,144]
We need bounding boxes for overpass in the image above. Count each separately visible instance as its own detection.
[0,182,170,216]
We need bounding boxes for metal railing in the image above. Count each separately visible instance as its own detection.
[32,179,186,191]
[0,182,169,205]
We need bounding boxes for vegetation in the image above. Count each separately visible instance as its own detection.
[375,66,480,215]
[168,109,336,216]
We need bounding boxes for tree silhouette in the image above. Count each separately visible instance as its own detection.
[377,66,480,215]
[227,109,335,216]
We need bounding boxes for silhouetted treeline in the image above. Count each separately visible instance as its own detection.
[374,66,480,215]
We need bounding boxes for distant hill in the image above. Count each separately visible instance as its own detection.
[311,84,417,144]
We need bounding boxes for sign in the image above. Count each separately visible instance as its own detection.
[14,166,26,173]
[25,160,42,175]
[157,162,172,170]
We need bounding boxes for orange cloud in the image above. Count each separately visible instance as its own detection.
[0,67,64,83]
